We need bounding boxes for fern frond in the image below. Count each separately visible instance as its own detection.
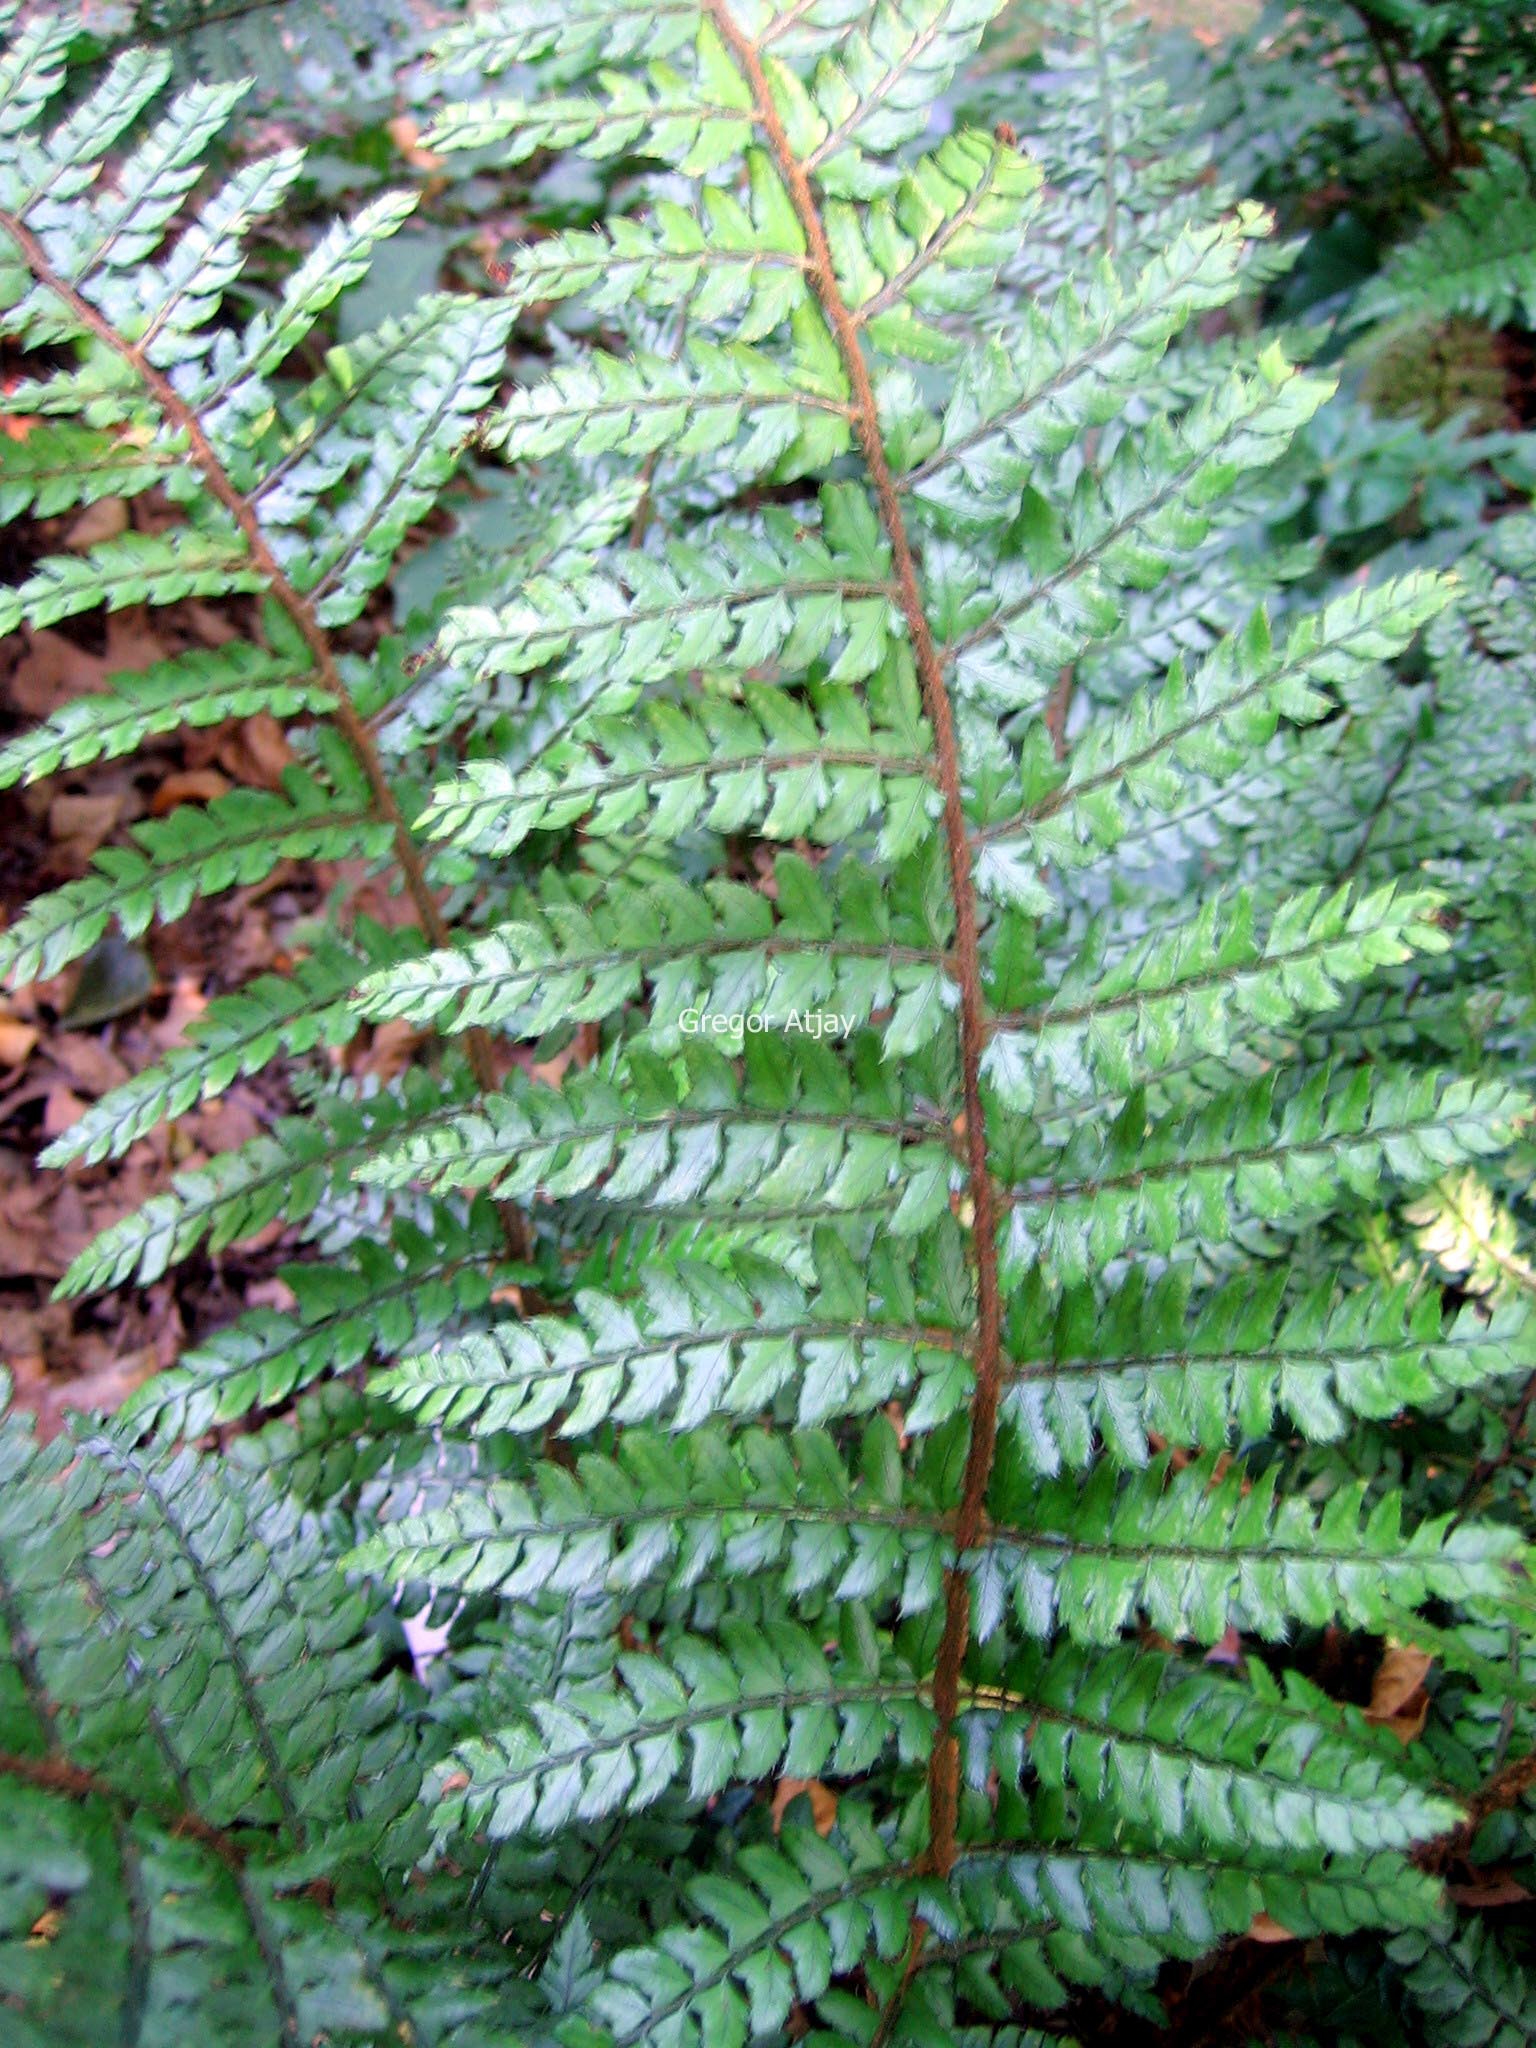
[906,213,1263,525]
[991,1641,1459,1855]
[798,0,998,197]
[294,297,518,627]
[432,0,702,79]
[438,485,895,696]
[44,925,421,1168]
[983,881,1448,1114]
[1000,1263,1532,1472]
[122,1202,509,1439]
[434,1613,933,1839]
[992,575,1446,888]
[977,1456,1525,1645]
[0,28,526,1344]
[0,768,387,985]
[357,1032,957,1242]
[943,359,1335,707]
[57,1069,473,1294]
[0,15,72,136]
[374,1223,972,1435]
[137,149,307,351]
[1012,0,1213,272]
[356,860,950,1051]
[195,188,419,387]
[949,1826,1439,1966]
[347,1416,951,1614]
[0,417,177,519]
[1392,1922,1536,2048]
[489,340,851,477]
[1408,1170,1536,1302]
[0,642,332,789]
[121,0,444,106]
[0,527,264,635]
[543,1818,919,2048]
[1003,1067,1527,1284]
[0,1390,525,2044]
[2,6,1527,2033]
[426,32,755,170]
[495,209,807,340]
[1356,143,1536,333]
[848,129,1040,360]
[419,674,936,858]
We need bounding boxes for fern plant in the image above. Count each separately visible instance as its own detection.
[1,3,1534,2043]
[1352,125,1536,337]
[1197,0,1536,480]
[72,0,457,110]
[1199,0,1536,199]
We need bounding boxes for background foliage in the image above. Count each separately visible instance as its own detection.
[0,2,1534,2044]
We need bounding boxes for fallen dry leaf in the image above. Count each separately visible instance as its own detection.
[520,1019,602,1090]
[41,1084,87,1139]
[48,789,125,861]
[183,599,238,645]
[0,1016,38,1067]
[9,615,169,719]
[213,712,294,791]
[64,496,129,551]
[149,974,209,1050]
[355,1017,425,1082]
[0,375,37,443]
[1203,1623,1245,1668]
[1448,1872,1532,1908]
[771,1779,838,1836]
[46,1032,132,1097]
[386,114,445,171]
[527,1041,581,1089]
[244,1275,299,1315]
[1245,1913,1297,1944]
[8,631,85,718]
[149,767,232,814]
[1365,1643,1433,1746]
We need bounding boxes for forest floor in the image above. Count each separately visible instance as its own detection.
[1140,0,1257,28]
[0,579,410,1429]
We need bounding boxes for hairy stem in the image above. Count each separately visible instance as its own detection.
[700,2,1005,1887]
[1414,1747,1536,1872]
[870,1919,929,2047]
[1085,0,1120,256]
[0,1749,245,1868]
[0,208,525,1254]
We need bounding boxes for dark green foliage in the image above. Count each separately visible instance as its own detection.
[0,1389,535,2047]
[105,0,455,109]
